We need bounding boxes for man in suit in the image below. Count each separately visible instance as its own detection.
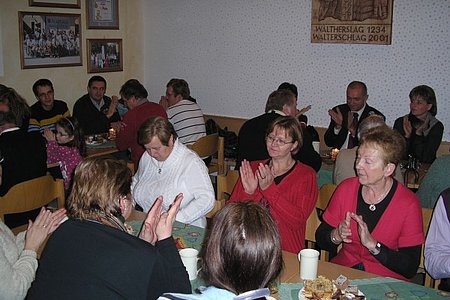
[324,81,384,149]
[73,75,121,136]
[236,88,322,172]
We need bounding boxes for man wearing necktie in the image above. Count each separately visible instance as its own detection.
[324,81,385,149]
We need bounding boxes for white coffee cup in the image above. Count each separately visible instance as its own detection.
[179,248,200,280]
[298,249,319,280]
[312,141,320,154]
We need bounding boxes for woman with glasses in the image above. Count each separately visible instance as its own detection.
[229,116,318,254]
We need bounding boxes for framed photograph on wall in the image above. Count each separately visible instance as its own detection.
[87,38,122,73]
[29,0,81,9]
[86,0,119,29]
[19,12,82,69]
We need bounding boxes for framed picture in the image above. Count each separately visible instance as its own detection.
[87,39,122,73]
[29,0,81,9]
[86,0,119,29]
[19,12,82,69]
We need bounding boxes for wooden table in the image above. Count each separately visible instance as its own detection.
[86,140,118,157]
[280,251,376,284]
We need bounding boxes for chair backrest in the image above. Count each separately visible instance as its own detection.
[305,207,329,261]
[420,207,435,288]
[190,133,225,174]
[317,184,337,211]
[207,169,239,219]
[216,169,239,200]
[0,175,65,222]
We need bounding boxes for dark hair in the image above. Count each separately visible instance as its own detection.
[0,111,17,126]
[88,75,107,88]
[56,117,86,156]
[67,157,131,220]
[138,116,177,146]
[119,79,148,100]
[359,125,405,167]
[347,81,368,96]
[0,85,30,127]
[277,82,298,97]
[265,90,295,113]
[266,116,303,154]
[166,78,190,99]
[32,78,54,97]
[409,85,437,116]
[202,202,283,295]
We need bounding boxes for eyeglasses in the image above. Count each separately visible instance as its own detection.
[266,135,293,146]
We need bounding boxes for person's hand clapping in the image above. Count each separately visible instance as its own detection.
[159,96,169,110]
[334,211,352,243]
[239,160,258,195]
[139,194,183,245]
[402,115,413,138]
[257,162,274,190]
[43,128,56,142]
[156,193,183,241]
[24,207,67,252]
[328,107,343,129]
[351,212,377,250]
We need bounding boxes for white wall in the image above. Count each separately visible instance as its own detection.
[144,0,450,140]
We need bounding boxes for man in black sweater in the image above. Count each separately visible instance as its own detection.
[236,88,322,172]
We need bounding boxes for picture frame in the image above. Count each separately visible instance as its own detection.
[19,12,82,69]
[29,0,81,9]
[87,38,122,73]
[86,0,119,29]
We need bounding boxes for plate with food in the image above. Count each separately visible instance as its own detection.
[298,276,365,300]
[85,136,106,145]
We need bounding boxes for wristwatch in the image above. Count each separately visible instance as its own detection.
[369,242,381,255]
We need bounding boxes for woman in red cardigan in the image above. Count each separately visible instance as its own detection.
[316,125,424,281]
[229,116,318,254]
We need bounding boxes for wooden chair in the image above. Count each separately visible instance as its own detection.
[206,169,239,219]
[189,133,225,175]
[305,207,330,261]
[419,207,437,288]
[127,162,135,175]
[317,183,337,211]
[0,175,65,222]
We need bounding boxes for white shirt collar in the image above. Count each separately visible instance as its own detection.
[267,109,286,116]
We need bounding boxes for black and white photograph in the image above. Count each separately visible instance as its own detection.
[19,12,82,69]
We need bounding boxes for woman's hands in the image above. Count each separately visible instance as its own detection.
[351,213,377,250]
[333,211,352,244]
[139,193,183,245]
[239,160,274,194]
[24,207,67,252]
[402,115,413,138]
[333,212,377,250]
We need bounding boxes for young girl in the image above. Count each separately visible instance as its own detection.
[44,117,85,191]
